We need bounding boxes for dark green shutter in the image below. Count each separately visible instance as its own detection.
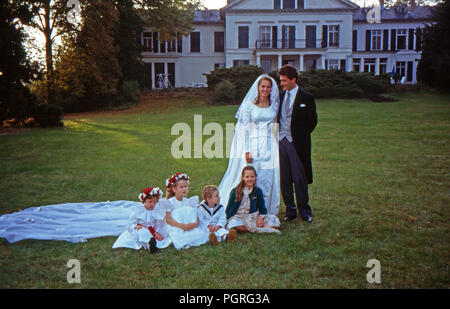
[322,25,328,48]
[391,29,396,51]
[274,0,281,9]
[272,26,278,48]
[383,29,389,51]
[177,34,182,53]
[366,30,371,51]
[407,61,413,82]
[408,29,414,50]
[153,32,159,53]
[416,28,422,51]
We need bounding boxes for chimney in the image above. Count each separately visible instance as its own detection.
[409,0,416,11]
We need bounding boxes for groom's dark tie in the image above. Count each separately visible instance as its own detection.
[284,91,291,113]
[280,90,292,142]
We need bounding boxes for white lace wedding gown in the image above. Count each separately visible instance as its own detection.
[218,76,280,215]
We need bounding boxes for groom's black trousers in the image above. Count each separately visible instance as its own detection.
[279,137,312,219]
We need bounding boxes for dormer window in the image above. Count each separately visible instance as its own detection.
[274,0,304,9]
[283,0,295,9]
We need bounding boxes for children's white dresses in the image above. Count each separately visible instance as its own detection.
[227,187,281,234]
[112,203,171,250]
[197,201,229,242]
[160,196,210,250]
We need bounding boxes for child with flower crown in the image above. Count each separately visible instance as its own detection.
[113,187,171,253]
[159,172,210,250]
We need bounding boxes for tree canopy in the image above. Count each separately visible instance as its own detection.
[417,0,450,90]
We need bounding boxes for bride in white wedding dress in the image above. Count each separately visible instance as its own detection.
[218,75,280,215]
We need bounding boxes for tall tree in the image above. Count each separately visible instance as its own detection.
[22,0,75,105]
[135,0,201,41]
[417,0,450,90]
[112,0,146,87]
[55,0,122,110]
[381,0,443,7]
[0,0,38,121]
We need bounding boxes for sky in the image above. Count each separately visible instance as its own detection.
[202,0,380,9]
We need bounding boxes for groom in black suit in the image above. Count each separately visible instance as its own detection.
[277,65,318,222]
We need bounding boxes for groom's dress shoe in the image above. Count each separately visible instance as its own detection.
[302,216,312,223]
[283,216,296,222]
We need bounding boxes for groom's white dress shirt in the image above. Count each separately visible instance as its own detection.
[279,85,299,143]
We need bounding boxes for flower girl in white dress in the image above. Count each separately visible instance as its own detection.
[160,173,210,250]
[112,187,171,253]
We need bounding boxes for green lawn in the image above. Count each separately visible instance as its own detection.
[0,91,449,288]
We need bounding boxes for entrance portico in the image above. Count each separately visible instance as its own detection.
[256,51,327,73]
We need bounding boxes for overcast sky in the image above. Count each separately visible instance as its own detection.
[202,0,381,9]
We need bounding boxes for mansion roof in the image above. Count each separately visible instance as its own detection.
[353,6,436,23]
[193,4,436,25]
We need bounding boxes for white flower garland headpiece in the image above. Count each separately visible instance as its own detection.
[165,172,190,188]
[138,186,163,203]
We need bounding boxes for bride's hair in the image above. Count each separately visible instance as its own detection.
[254,75,273,106]
[234,166,257,203]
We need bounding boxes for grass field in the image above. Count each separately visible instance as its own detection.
[0,91,449,288]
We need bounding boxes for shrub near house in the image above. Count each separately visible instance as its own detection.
[205,65,390,103]
[204,65,264,103]
[269,69,390,99]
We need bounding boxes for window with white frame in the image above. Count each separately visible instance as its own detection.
[167,38,177,53]
[142,32,153,52]
[260,26,272,48]
[191,31,201,52]
[282,25,296,48]
[353,58,361,72]
[328,25,339,47]
[396,61,406,76]
[397,29,407,50]
[328,59,339,70]
[238,26,249,49]
[364,58,376,73]
[214,32,224,52]
[233,60,250,67]
[371,30,382,51]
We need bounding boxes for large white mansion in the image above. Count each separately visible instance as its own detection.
[141,0,435,88]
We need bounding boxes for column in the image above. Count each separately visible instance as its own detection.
[375,57,380,75]
[151,62,155,89]
[256,54,261,67]
[321,55,326,69]
[360,58,364,72]
[278,55,282,68]
[299,54,304,72]
[164,62,169,88]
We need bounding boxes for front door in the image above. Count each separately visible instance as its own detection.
[261,59,272,73]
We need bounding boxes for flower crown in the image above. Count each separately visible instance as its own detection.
[165,172,190,188]
[138,186,163,203]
